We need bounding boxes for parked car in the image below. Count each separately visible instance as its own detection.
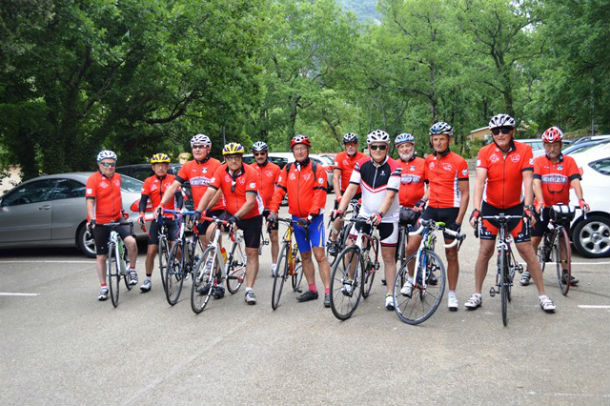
[0,172,147,258]
[564,139,610,156]
[572,134,610,145]
[569,143,610,257]
[517,138,573,158]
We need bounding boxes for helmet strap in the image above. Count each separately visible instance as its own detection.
[195,155,210,164]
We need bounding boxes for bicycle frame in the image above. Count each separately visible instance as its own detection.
[205,217,246,287]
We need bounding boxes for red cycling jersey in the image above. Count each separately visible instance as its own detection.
[334,151,366,193]
[85,172,122,224]
[397,156,425,208]
[249,160,281,208]
[424,151,469,209]
[141,174,178,216]
[269,159,328,218]
[476,141,533,209]
[176,158,224,211]
[209,164,263,219]
[533,154,581,206]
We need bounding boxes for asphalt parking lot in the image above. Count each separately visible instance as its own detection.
[1,195,609,406]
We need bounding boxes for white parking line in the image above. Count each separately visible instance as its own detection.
[0,260,93,264]
[578,305,610,309]
[0,292,39,297]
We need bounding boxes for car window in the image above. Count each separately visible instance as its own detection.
[120,175,143,193]
[1,179,58,206]
[50,178,86,199]
[269,157,288,168]
[589,158,610,176]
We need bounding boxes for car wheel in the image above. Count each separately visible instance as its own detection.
[572,215,610,258]
[76,223,96,258]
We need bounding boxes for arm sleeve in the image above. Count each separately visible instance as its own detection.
[522,147,534,172]
[85,176,97,199]
[175,165,189,184]
[139,195,149,213]
[269,167,288,212]
[311,166,328,215]
[208,165,223,190]
[476,149,487,170]
[387,166,401,192]
[246,170,259,194]
[348,162,361,185]
[457,158,469,181]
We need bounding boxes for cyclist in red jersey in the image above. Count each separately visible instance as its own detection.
[399,123,469,311]
[521,126,589,287]
[137,153,182,293]
[249,141,281,276]
[268,135,331,307]
[196,143,264,305]
[86,150,138,301]
[328,133,366,256]
[467,114,556,312]
[159,133,224,247]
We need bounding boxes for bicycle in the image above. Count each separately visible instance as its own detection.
[271,218,305,310]
[101,221,134,308]
[190,217,248,314]
[139,213,174,293]
[326,199,360,266]
[329,216,380,320]
[392,219,464,325]
[476,213,525,327]
[538,204,579,296]
[163,209,200,306]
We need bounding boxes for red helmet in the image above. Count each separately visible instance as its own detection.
[290,134,311,149]
[542,126,564,143]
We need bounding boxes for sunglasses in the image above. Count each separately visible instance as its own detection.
[370,144,387,151]
[491,126,513,135]
[225,155,242,161]
[192,145,208,150]
[253,152,267,157]
[100,162,116,167]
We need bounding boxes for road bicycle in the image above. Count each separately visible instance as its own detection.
[191,217,248,314]
[477,213,525,327]
[325,199,360,266]
[103,221,134,308]
[163,209,200,305]
[393,219,464,325]
[538,204,581,296]
[271,218,305,310]
[329,216,380,320]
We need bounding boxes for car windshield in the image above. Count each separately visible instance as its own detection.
[120,174,143,192]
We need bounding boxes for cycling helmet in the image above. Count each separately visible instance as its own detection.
[251,141,269,152]
[488,113,515,129]
[290,134,311,149]
[150,153,170,164]
[222,142,245,156]
[395,133,415,145]
[542,126,564,143]
[190,133,211,147]
[97,150,117,162]
[429,122,453,137]
[343,132,359,144]
[366,129,390,144]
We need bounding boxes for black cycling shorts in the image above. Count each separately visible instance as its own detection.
[480,201,530,243]
[147,219,179,245]
[350,221,398,246]
[93,223,134,256]
[422,207,459,240]
[206,212,263,249]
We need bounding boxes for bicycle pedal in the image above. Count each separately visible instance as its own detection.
[489,287,496,297]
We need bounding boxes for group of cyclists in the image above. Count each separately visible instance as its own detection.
[86,112,590,316]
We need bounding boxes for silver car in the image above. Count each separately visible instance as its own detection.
[0,172,146,257]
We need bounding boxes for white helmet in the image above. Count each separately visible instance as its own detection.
[190,133,211,147]
[366,129,390,144]
[488,114,515,129]
[429,122,453,137]
[96,150,117,162]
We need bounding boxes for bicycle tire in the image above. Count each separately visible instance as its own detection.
[393,251,445,325]
[165,242,186,305]
[107,242,120,308]
[329,245,363,320]
[291,261,304,292]
[120,243,132,291]
[361,239,378,298]
[226,240,246,294]
[158,236,170,292]
[190,246,216,314]
[499,248,509,327]
[272,242,290,310]
[555,226,571,296]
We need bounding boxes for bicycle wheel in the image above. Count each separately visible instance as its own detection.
[271,243,289,310]
[120,243,132,291]
[107,243,120,308]
[226,241,247,294]
[554,227,572,296]
[158,236,170,292]
[500,250,510,327]
[190,246,216,314]
[393,251,445,325]
[165,242,186,305]
[361,240,378,299]
[291,261,304,292]
[329,245,363,320]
